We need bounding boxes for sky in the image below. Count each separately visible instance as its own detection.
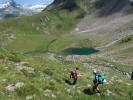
[0,0,54,5]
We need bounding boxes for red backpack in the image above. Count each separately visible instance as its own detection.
[71,71,78,80]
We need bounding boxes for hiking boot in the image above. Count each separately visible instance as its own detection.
[97,90,101,93]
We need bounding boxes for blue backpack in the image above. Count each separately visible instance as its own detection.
[96,73,105,84]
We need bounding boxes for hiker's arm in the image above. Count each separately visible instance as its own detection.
[95,76,99,85]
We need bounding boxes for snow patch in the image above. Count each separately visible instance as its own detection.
[23,4,47,13]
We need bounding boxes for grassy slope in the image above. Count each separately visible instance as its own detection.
[98,33,133,71]
[0,53,133,100]
[0,0,133,100]
[0,8,87,54]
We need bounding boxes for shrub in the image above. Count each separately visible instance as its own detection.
[16,84,39,97]
[121,37,132,43]
[56,23,63,29]
[43,85,57,91]
[43,69,53,76]
[8,54,21,63]
[129,91,133,100]
[0,54,5,59]
[21,69,36,77]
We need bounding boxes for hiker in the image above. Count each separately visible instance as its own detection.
[131,71,133,80]
[70,67,79,85]
[93,70,106,93]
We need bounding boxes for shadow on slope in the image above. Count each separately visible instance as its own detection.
[83,88,94,95]
[46,0,79,11]
[95,0,130,17]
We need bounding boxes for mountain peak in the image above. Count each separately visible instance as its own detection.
[8,0,18,8]
[0,0,20,9]
[0,0,47,20]
[7,0,21,8]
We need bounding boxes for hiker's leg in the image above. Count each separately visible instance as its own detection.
[73,79,76,85]
[93,80,97,92]
[65,79,70,84]
[96,84,100,93]
[73,79,77,85]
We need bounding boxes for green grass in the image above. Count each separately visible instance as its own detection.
[97,33,133,66]
[0,1,133,99]
[0,9,85,54]
[48,34,96,53]
[98,58,133,72]
[0,53,132,100]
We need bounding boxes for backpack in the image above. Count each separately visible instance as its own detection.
[96,73,105,84]
[71,70,78,80]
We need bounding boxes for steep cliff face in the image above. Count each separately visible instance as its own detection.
[49,0,133,13]
[47,0,79,11]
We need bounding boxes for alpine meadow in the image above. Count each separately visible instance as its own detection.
[0,0,133,100]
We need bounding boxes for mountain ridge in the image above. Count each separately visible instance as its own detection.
[0,0,47,19]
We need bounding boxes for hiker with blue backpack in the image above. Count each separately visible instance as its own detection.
[93,70,106,93]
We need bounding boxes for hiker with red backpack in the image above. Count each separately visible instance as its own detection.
[70,67,79,85]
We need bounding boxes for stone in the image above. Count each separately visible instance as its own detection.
[106,90,112,96]
[67,89,71,93]
[15,82,25,88]
[44,89,52,93]
[26,96,33,100]
[116,80,123,83]
[88,84,91,87]
[106,90,116,96]
[16,62,35,74]
[5,84,15,92]
[51,94,56,98]
[96,93,100,96]
[24,67,35,74]
[5,82,25,92]
[2,79,7,82]
[126,73,131,79]
[73,86,76,89]
[75,28,79,32]
[20,62,29,66]
[44,93,50,97]
[77,90,81,94]
[125,83,131,86]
